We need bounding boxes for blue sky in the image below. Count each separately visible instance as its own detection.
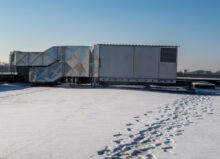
[0,0,219,71]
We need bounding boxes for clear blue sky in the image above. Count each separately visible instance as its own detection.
[0,0,219,71]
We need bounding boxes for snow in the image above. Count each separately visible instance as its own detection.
[0,84,219,159]
[192,81,215,86]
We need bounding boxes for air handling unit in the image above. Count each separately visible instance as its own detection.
[10,44,178,85]
[91,44,178,85]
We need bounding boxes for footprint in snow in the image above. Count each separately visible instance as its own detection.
[134,116,140,119]
[161,146,174,152]
[135,119,140,122]
[147,111,154,113]
[127,128,132,132]
[126,123,133,126]
[113,133,122,137]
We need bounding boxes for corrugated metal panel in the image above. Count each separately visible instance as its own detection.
[0,65,16,74]
[99,45,134,78]
[134,47,160,79]
[159,62,177,79]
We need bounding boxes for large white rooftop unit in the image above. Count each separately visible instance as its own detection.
[91,44,178,84]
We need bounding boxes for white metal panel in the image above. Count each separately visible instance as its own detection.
[134,47,160,79]
[159,62,177,79]
[99,45,134,78]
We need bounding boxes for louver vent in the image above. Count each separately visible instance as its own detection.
[160,48,177,63]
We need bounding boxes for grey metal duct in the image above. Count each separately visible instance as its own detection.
[26,46,90,83]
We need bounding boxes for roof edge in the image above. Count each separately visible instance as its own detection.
[96,43,179,48]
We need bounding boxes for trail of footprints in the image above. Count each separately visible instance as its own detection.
[96,95,214,159]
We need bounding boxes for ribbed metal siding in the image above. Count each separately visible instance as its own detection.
[99,45,134,78]
[134,47,160,79]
